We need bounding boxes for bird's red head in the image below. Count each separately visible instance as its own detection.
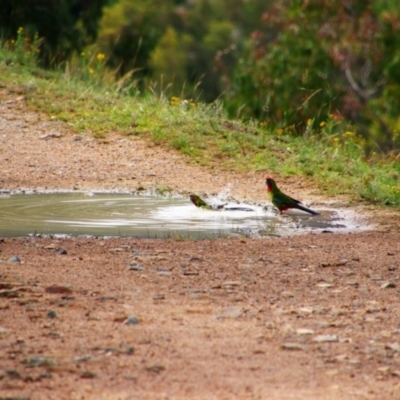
[189,193,198,204]
[265,177,276,192]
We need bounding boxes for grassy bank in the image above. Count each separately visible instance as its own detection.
[0,44,399,206]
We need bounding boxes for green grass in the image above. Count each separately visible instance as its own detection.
[1,42,400,207]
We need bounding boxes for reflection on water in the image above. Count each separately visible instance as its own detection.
[0,192,363,238]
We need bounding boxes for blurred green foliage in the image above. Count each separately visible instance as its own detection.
[0,0,111,66]
[2,0,400,152]
[241,0,400,152]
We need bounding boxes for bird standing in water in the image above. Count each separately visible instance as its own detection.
[265,177,320,215]
[189,193,212,209]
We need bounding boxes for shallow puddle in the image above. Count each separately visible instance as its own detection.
[0,192,366,238]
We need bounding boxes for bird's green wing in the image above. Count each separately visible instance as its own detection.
[191,194,212,209]
[272,191,300,208]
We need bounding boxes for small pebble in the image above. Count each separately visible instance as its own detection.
[75,355,93,362]
[317,283,333,288]
[39,132,62,140]
[24,357,56,367]
[296,328,314,336]
[313,334,339,343]
[125,316,139,325]
[281,343,307,351]
[45,285,73,294]
[222,281,241,287]
[377,366,390,374]
[6,370,23,380]
[109,248,125,253]
[8,255,21,263]
[81,371,97,379]
[39,372,52,380]
[47,310,57,319]
[145,364,165,373]
[381,282,396,289]
[320,262,331,267]
[0,288,20,298]
[0,326,8,335]
[123,375,138,382]
[54,247,67,255]
[218,306,244,319]
[129,264,145,271]
[385,343,400,352]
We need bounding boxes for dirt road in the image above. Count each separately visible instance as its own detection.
[1,87,400,400]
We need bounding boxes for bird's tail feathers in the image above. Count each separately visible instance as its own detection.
[295,203,320,216]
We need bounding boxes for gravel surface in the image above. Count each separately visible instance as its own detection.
[1,87,400,400]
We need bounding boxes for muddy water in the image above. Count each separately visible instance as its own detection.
[0,192,360,238]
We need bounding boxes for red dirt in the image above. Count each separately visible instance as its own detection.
[1,87,400,400]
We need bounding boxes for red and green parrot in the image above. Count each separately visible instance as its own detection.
[265,177,320,216]
[189,193,227,210]
[189,193,212,209]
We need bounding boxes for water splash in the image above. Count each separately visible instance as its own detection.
[216,183,233,201]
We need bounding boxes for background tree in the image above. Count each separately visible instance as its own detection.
[95,0,274,100]
[0,0,111,66]
[95,0,175,89]
[229,0,400,151]
[149,27,188,96]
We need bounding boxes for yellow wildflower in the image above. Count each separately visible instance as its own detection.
[96,53,105,61]
[170,96,180,106]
